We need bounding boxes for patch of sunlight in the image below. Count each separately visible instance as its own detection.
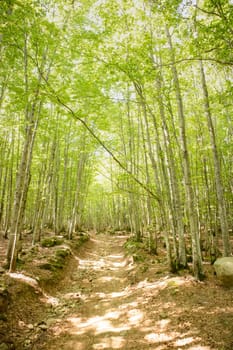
[86,252,103,258]
[93,336,126,349]
[65,303,146,337]
[67,315,130,335]
[132,278,170,295]
[144,332,174,343]
[106,254,125,259]
[141,320,153,330]
[78,258,106,270]
[109,260,128,268]
[8,272,39,288]
[63,292,87,302]
[140,319,171,334]
[96,276,123,283]
[162,301,177,309]
[40,293,60,306]
[188,346,211,350]
[127,308,144,326]
[94,289,129,300]
[135,275,194,292]
[104,310,123,320]
[77,254,128,270]
[118,301,138,310]
[109,290,129,298]
[206,305,233,314]
[157,318,171,330]
[174,337,194,346]
[65,340,85,350]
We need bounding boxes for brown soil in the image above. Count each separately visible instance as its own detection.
[1,233,233,350]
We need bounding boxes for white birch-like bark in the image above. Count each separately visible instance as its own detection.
[199,60,231,256]
[166,26,203,279]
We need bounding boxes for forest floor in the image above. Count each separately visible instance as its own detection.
[0,232,233,350]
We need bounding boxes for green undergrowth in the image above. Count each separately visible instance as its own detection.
[124,236,153,263]
[14,231,90,287]
[41,236,64,247]
[38,246,72,271]
[37,233,89,271]
[0,231,90,336]
[38,232,89,272]
[123,236,169,281]
[72,232,89,248]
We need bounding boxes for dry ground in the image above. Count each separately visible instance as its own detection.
[0,233,233,350]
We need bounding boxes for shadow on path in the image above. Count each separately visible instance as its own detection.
[34,233,233,350]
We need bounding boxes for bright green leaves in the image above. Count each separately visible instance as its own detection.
[192,0,233,63]
[0,0,232,248]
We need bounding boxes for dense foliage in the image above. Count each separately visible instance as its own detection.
[0,0,232,277]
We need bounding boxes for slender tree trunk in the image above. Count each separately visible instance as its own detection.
[58,119,72,232]
[68,131,89,239]
[125,87,142,241]
[0,138,11,229]
[166,26,203,279]
[134,82,179,270]
[6,118,38,270]
[155,70,187,268]
[6,32,53,269]
[199,59,231,256]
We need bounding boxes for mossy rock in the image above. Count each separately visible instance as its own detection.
[132,254,145,262]
[38,263,56,271]
[49,260,63,269]
[48,247,71,270]
[55,246,71,258]
[73,233,89,248]
[124,238,144,253]
[78,233,89,243]
[39,258,63,270]
[41,236,64,247]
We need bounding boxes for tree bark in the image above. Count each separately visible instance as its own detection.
[199,59,231,256]
[166,26,203,279]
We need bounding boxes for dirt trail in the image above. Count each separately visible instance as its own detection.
[33,233,233,350]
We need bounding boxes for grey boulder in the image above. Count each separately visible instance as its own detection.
[214,257,233,287]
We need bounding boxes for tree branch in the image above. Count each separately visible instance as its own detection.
[194,5,221,18]
[41,76,161,203]
[153,57,233,68]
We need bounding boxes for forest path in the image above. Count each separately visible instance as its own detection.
[34,233,232,350]
[37,233,150,350]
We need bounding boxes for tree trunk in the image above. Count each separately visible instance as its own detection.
[166,26,203,279]
[6,119,38,270]
[155,71,187,268]
[199,59,231,256]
